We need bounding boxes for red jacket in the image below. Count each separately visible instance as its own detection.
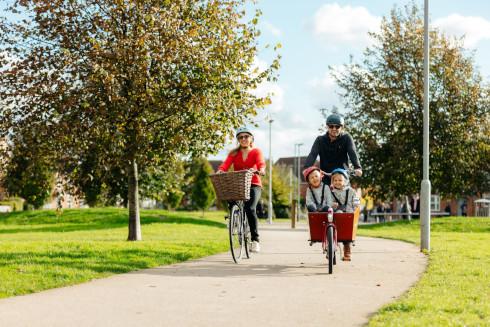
[218,148,266,187]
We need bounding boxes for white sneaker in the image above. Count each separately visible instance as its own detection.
[251,241,260,253]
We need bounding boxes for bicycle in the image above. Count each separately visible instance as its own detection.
[209,169,257,263]
[308,207,360,274]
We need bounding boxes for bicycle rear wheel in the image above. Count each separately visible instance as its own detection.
[326,226,334,274]
[229,204,244,263]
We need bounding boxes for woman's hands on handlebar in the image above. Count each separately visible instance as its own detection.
[249,168,266,176]
[216,169,266,176]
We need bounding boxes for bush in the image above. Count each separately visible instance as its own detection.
[274,205,290,219]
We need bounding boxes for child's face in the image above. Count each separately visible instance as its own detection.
[308,170,322,188]
[332,174,345,189]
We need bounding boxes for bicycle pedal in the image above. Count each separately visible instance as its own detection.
[224,215,229,220]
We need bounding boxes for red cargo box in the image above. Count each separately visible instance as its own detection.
[308,207,360,242]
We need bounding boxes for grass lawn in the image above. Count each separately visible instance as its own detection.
[0,208,229,299]
[358,217,490,326]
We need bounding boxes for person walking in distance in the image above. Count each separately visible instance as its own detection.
[217,127,266,253]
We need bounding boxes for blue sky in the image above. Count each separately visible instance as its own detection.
[210,0,490,162]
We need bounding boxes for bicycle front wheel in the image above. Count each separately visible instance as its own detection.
[229,204,244,263]
[243,214,251,259]
[326,226,334,274]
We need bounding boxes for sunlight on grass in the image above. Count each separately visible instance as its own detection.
[359,217,490,326]
[0,208,229,299]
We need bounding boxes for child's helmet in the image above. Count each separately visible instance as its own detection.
[326,113,344,126]
[303,166,321,181]
[331,168,348,179]
[235,126,253,137]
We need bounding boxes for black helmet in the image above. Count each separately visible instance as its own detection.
[326,114,344,126]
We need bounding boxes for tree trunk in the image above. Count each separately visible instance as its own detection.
[127,158,142,241]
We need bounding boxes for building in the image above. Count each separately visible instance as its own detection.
[274,156,314,200]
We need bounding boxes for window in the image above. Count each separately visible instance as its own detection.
[431,195,440,211]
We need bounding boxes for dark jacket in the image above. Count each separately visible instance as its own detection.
[304,132,361,175]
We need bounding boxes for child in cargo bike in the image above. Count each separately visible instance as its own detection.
[329,168,360,261]
[304,166,359,261]
[303,166,333,213]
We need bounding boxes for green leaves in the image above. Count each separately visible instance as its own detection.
[1,0,278,195]
[189,157,215,212]
[335,3,490,199]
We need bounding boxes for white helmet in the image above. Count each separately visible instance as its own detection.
[235,126,253,138]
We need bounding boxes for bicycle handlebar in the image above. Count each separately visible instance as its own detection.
[216,169,265,176]
[323,168,361,177]
[248,169,265,176]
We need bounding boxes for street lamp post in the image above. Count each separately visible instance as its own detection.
[295,143,303,221]
[268,117,273,224]
[420,0,431,251]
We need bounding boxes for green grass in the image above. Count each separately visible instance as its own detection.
[358,217,490,326]
[0,208,229,299]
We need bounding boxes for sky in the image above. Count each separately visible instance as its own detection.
[209,0,490,162]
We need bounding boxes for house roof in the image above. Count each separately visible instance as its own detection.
[274,156,319,182]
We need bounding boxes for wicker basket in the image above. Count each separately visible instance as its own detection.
[209,170,254,201]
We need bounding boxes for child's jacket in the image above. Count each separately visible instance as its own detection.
[306,182,333,211]
[331,186,359,213]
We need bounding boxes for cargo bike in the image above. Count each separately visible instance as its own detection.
[209,169,256,263]
[308,207,360,274]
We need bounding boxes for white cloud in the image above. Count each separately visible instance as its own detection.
[263,21,282,37]
[207,58,286,161]
[208,109,321,162]
[253,82,284,113]
[251,58,284,113]
[434,14,490,48]
[308,65,345,112]
[312,3,380,48]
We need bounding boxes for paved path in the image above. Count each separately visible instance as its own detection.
[0,223,426,327]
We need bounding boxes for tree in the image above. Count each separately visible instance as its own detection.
[262,164,294,217]
[1,0,278,240]
[190,157,215,215]
[471,111,490,194]
[139,159,186,209]
[334,3,490,199]
[3,136,54,209]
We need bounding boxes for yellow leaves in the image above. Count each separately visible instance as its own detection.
[262,97,272,106]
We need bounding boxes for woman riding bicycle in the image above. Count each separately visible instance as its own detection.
[217,127,266,253]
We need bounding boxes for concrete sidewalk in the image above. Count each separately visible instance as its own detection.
[0,223,427,327]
